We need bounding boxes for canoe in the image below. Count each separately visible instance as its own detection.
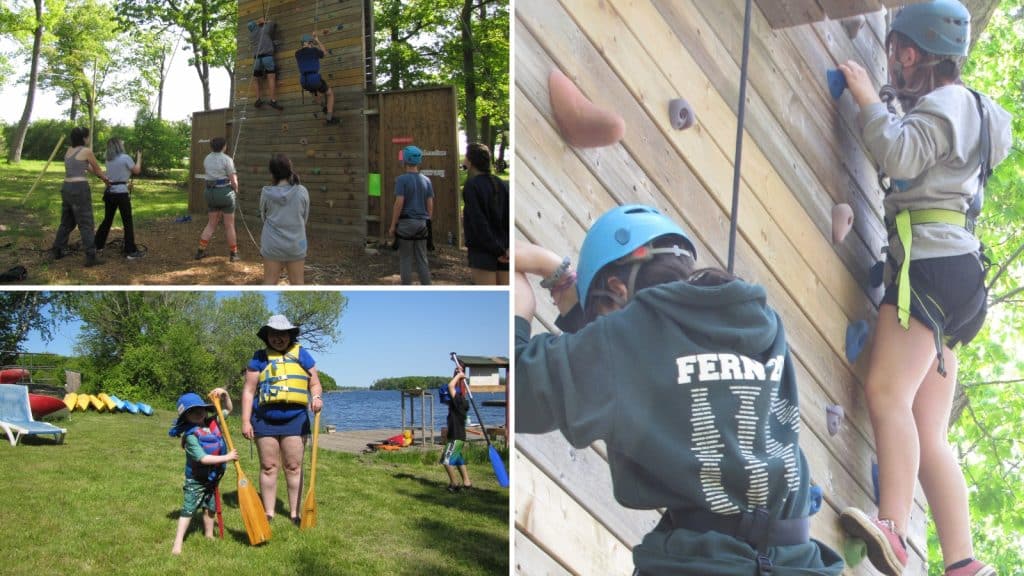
[75,394,90,411]
[29,393,67,419]
[123,401,139,414]
[63,392,78,411]
[0,368,30,384]
[97,393,117,411]
[108,394,126,411]
[88,395,106,412]
[136,402,153,416]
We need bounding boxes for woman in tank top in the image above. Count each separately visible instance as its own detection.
[52,126,109,267]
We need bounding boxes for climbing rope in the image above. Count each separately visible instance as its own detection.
[726,0,754,274]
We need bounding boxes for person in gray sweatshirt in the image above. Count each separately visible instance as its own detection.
[259,154,309,285]
[836,2,1009,575]
[515,205,844,576]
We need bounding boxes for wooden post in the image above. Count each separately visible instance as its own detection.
[22,134,66,204]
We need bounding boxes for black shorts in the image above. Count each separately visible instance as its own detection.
[468,248,509,272]
[881,252,987,348]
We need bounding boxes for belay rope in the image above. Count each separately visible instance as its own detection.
[726,0,754,274]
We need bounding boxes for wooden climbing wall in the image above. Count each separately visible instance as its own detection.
[232,0,369,245]
[515,1,994,574]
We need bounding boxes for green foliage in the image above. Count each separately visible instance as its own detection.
[0,293,62,365]
[277,292,348,352]
[130,111,190,174]
[371,376,450,391]
[318,369,339,391]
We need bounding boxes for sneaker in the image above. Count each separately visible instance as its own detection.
[194,249,206,260]
[229,251,241,262]
[269,100,284,111]
[52,247,66,260]
[839,508,907,576]
[126,251,145,260]
[254,98,265,109]
[446,485,460,493]
[946,560,997,576]
[84,254,103,268]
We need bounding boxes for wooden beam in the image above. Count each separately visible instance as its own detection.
[754,0,826,28]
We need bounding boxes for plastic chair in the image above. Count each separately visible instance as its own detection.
[0,384,67,446]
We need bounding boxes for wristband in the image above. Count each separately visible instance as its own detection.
[549,270,577,299]
[540,256,571,289]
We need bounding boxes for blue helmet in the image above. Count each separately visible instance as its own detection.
[247,20,258,33]
[577,204,696,309]
[301,33,314,44]
[403,145,423,166]
[890,0,970,57]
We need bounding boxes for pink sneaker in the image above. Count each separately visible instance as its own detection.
[946,560,996,576]
[839,507,907,576]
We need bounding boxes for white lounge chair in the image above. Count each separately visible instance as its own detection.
[0,384,66,446]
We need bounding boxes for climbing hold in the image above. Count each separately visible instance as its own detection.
[327,200,334,208]
[312,167,321,175]
[843,537,867,566]
[827,69,847,100]
[319,185,328,193]
[841,15,866,39]
[870,260,885,287]
[831,203,854,244]
[300,137,308,145]
[281,123,289,133]
[251,166,259,174]
[548,68,625,148]
[668,98,696,130]
[845,319,869,363]
[871,458,880,505]
[306,149,316,158]
[826,404,844,436]
[808,484,823,515]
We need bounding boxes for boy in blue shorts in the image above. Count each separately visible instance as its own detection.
[440,368,473,492]
[169,388,237,555]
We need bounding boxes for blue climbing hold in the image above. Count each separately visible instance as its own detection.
[845,319,869,363]
[870,260,885,287]
[827,69,847,100]
[809,484,823,515]
[871,458,880,505]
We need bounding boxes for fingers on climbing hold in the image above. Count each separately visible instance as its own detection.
[870,260,885,287]
[826,68,847,100]
[668,98,696,130]
[845,319,869,363]
[831,203,854,244]
[548,68,625,148]
[826,404,844,436]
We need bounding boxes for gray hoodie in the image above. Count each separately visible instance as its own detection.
[860,84,1012,261]
[259,183,309,261]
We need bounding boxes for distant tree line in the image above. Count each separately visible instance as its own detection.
[370,376,449,391]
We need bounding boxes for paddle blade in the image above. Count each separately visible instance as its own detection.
[488,445,509,488]
[237,475,271,545]
[300,488,317,530]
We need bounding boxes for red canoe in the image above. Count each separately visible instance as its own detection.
[29,394,67,419]
[0,368,30,384]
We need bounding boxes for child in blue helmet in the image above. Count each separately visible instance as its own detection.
[514,205,844,575]
[295,33,340,125]
[388,145,434,285]
[837,2,1009,574]
[169,388,237,555]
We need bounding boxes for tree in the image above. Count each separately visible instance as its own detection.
[277,292,348,352]
[0,293,60,365]
[115,0,236,111]
[373,0,446,91]
[6,0,45,163]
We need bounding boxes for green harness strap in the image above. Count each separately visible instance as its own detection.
[893,208,968,329]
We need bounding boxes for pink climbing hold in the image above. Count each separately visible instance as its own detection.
[832,203,854,244]
[548,68,625,148]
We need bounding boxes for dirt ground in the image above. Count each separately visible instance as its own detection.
[1,216,474,286]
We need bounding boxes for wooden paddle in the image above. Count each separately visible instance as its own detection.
[300,410,320,530]
[210,394,271,545]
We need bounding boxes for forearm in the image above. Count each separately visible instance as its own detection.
[514,272,536,323]
[241,379,255,422]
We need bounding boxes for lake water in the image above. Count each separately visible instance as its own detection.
[320,389,507,431]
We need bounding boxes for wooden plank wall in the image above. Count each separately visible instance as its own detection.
[188,108,232,213]
[232,0,367,247]
[512,1,944,574]
[368,87,462,245]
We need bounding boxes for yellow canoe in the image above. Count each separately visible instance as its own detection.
[63,392,78,411]
[88,394,106,412]
[75,394,90,411]
[97,393,117,411]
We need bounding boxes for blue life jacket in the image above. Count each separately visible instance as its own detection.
[438,384,452,404]
[182,419,227,483]
[295,47,323,91]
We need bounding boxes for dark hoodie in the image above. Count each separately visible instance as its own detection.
[516,279,843,574]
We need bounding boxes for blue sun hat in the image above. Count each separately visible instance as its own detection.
[168,392,214,437]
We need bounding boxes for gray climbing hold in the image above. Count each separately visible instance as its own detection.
[669,98,695,130]
[826,404,844,436]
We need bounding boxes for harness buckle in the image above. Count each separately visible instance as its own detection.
[756,553,773,574]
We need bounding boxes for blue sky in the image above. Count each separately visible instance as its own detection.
[23,290,510,388]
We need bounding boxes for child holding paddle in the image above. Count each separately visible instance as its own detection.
[440,368,473,493]
[169,388,237,555]
[514,205,844,575]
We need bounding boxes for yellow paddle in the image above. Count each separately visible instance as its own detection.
[210,394,271,545]
[300,411,320,530]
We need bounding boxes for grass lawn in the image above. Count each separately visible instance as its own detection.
[0,159,189,247]
[0,410,509,576]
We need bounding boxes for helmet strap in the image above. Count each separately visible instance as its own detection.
[591,243,694,310]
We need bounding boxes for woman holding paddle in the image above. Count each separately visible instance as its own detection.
[241,315,323,526]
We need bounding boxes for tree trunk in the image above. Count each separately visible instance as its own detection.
[70,92,78,123]
[480,115,492,150]
[8,0,44,163]
[496,130,507,173]
[388,26,402,90]
[157,48,167,120]
[224,64,235,110]
[461,0,478,143]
